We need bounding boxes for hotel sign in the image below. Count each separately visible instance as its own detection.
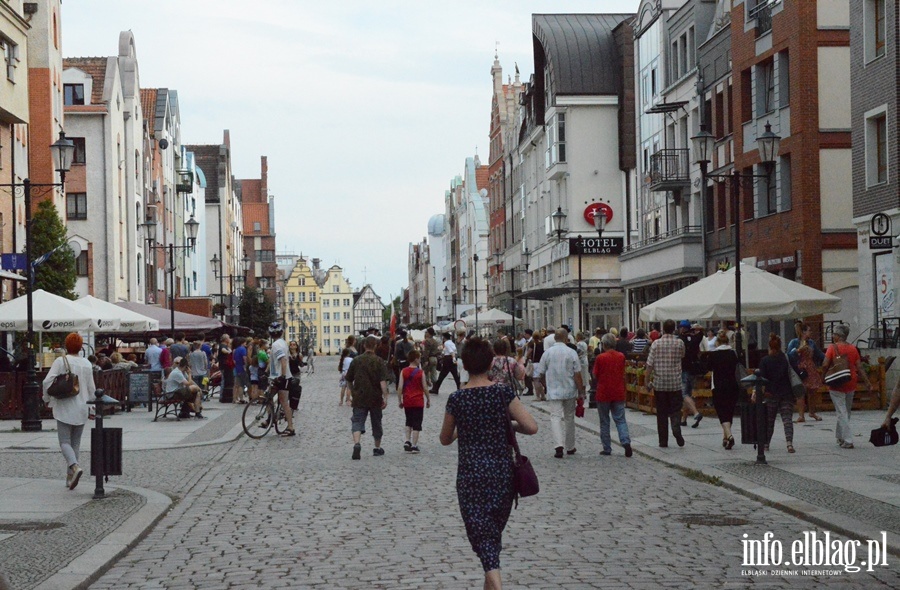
[569,237,624,256]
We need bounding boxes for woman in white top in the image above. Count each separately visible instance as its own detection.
[42,332,96,490]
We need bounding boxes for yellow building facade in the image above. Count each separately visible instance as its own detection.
[320,265,354,355]
[283,258,321,354]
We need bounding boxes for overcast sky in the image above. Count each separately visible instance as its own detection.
[64,0,640,302]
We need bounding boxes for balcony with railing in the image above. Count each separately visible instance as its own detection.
[750,0,773,38]
[619,225,704,287]
[648,148,691,192]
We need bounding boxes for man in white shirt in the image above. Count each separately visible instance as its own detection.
[430,332,461,394]
[269,322,295,436]
[534,328,585,458]
[145,338,162,373]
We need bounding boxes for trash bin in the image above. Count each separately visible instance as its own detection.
[87,389,123,499]
[90,427,122,476]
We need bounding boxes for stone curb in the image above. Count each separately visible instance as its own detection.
[32,485,172,590]
[527,400,900,558]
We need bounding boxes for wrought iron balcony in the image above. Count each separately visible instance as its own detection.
[648,148,691,192]
[750,0,773,37]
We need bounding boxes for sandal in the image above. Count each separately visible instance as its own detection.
[726,436,735,450]
[722,437,729,449]
[810,414,822,421]
[787,444,795,453]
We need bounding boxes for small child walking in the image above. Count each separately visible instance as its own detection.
[338,347,356,406]
[398,350,429,453]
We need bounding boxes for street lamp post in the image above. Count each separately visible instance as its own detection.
[693,120,780,464]
[209,254,250,325]
[0,132,75,432]
[473,254,480,334]
[142,214,200,335]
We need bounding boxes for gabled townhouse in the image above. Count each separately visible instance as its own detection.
[486,53,524,320]
[621,0,715,328]
[353,284,385,334]
[320,265,353,355]
[283,256,321,352]
[517,13,634,333]
[62,31,146,303]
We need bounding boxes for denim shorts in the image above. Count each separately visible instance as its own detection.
[681,371,694,398]
[351,407,383,440]
[236,371,250,389]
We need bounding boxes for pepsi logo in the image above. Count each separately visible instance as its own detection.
[42,321,52,330]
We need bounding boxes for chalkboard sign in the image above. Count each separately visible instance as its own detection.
[128,372,152,404]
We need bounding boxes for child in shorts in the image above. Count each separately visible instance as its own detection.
[398,350,430,453]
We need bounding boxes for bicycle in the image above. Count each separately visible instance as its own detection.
[241,381,289,439]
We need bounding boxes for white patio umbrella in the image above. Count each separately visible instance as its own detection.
[0,289,103,332]
[73,295,159,332]
[639,263,842,322]
[477,308,515,325]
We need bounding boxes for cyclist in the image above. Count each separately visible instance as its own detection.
[269,322,295,436]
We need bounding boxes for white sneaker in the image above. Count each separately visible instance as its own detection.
[840,441,854,449]
[69,465,83,490]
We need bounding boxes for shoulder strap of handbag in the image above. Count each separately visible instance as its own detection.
[506,357,516,383]
[62,355,71,375]
[831,343,843,360]
[502,390,522,459]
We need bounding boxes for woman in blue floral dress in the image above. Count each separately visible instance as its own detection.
[440,337,538,590]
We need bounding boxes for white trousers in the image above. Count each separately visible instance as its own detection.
[548,398,577,451]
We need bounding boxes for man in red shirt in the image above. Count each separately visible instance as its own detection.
[592,333,632,457]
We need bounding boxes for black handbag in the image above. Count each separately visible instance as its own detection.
[47,356,80,399]
[869,418,899,447]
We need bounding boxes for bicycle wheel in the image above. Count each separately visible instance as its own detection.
[242,399,274,439]
[273,399,289,434]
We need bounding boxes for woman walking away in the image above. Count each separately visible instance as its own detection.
[398,350,430,453]
[704,330,740,449]
[787,321,825,422]
[592,333,632,457]
[755,334,796,453]
[339,344,357,406]
[820,323,872,449]
[487,338,525,389]
[440,337,538,590]
[42,333,96,490]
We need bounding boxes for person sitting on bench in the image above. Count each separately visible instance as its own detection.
[165,357,205,419]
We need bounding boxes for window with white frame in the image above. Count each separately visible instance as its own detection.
[756,59,776,116]
[865,0,886,62]
[343,298,350,307]
[323,299,329,307]
[323,312,330,321]
[2,37,19,82]
[64,84,85,106]
[865,107,889,186]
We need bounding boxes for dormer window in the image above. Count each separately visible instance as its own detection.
[64,84,85,106]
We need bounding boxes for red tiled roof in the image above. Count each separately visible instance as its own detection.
[140,88,157,134]
[63,57,109,106]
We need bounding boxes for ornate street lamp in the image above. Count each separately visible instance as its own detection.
[551,206,567,242]
[693,120,780,464]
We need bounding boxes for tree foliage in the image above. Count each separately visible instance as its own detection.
[238,286,276,336]
[30,200,76,299]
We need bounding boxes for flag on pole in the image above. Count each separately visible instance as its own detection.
[389,300,397,340]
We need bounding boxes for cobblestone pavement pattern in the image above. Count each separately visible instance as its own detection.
[8,371,900,589]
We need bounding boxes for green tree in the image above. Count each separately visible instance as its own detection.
[30,200,76,299]
[238,286,276,336]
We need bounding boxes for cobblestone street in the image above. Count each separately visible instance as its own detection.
[48,371,890,589]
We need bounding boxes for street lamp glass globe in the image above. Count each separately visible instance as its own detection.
[551,207,567,238]
[141,220,159,244]
[51,131,76,173]
[242,256,251,273]
[757,121,781,165]
[691,126,715,166]
[593,207,607,237]
[185,216,200,242]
